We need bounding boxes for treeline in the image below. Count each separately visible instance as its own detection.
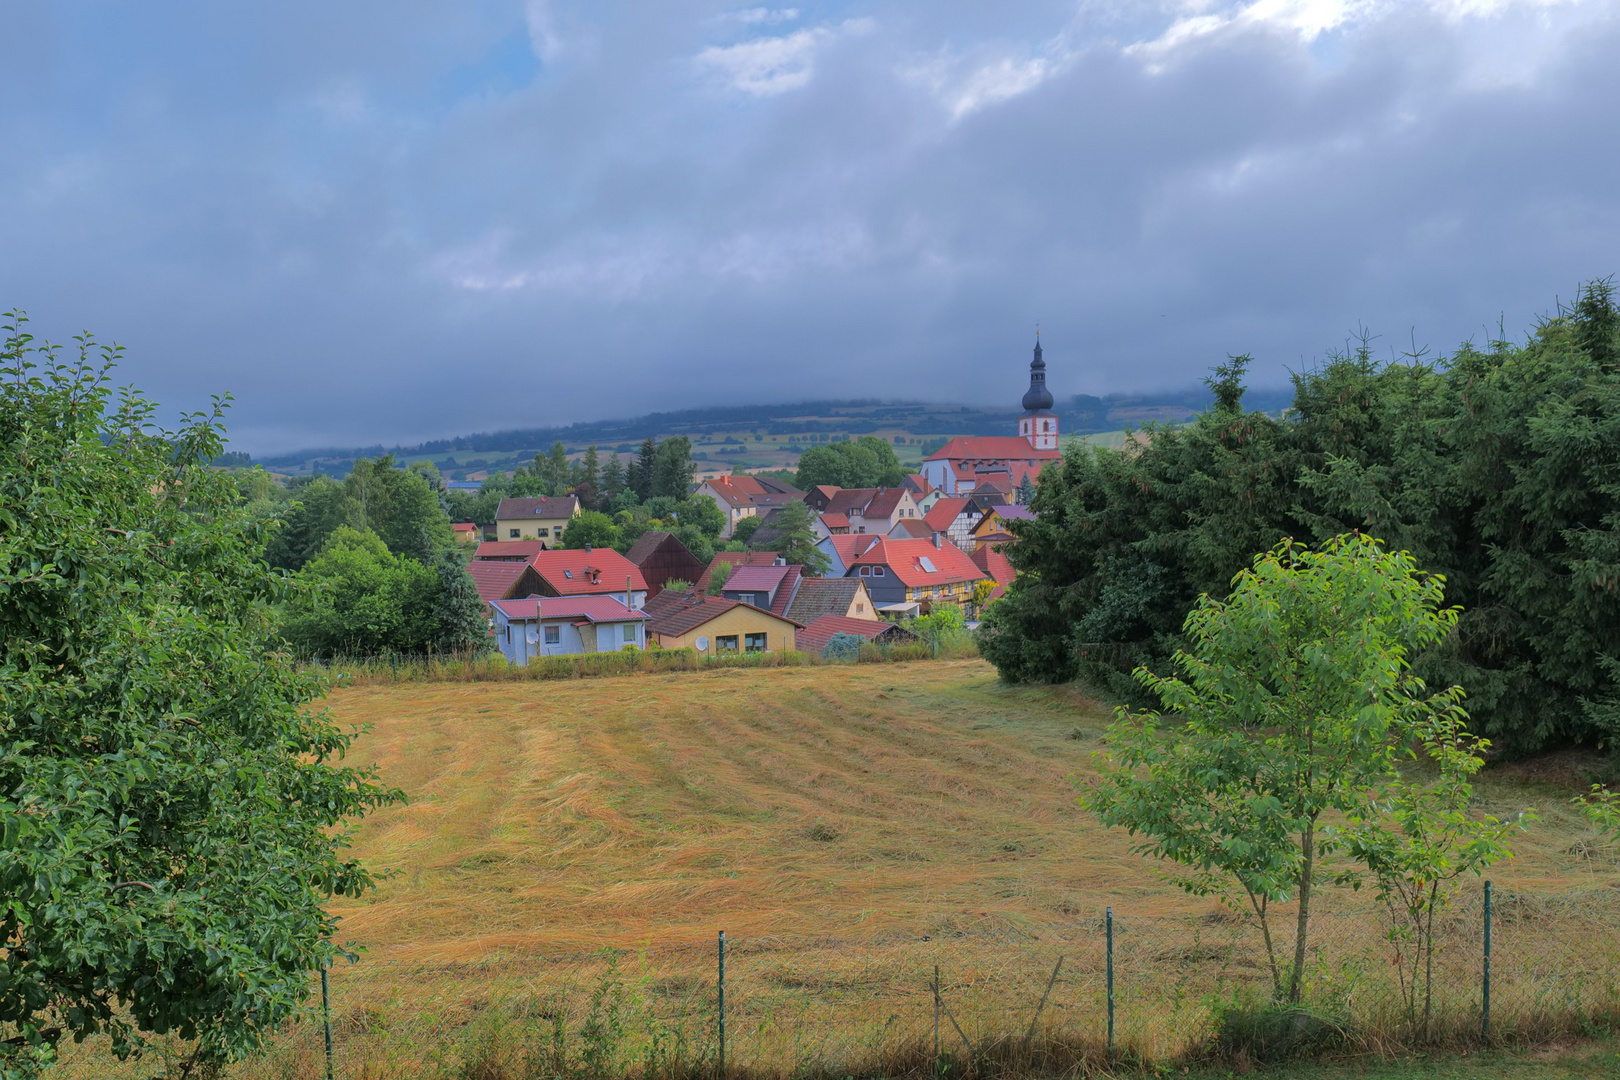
[982,279,1620,755]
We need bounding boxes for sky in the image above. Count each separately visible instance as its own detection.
[2,1,1618,454]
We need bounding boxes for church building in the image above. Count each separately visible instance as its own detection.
[919,338,1063,497]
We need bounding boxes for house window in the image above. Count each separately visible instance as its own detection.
[563,569,573,579]
[508,529,521,539]
[859,566,871,576]
[855,603,864,613]
[716,635,740,653]
[873,566,886,576]
[544,625,561,645]
[745,632,767,653]
[624,624,638,646]
[538,528,550,537]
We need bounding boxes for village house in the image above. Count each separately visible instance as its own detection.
[490,596,650,664]
[919,340,1061,495]
[625,530,706,598]
[494,496,580,545]
[451,522,481,545]
[468,559,531,612]
[718,562,803,617]
[843,535,988,618]
[521,547,649,609]
[783,577,879,623]
[815,533,882,579]
[641,591,801,653]
[795,615,918,655]
[694,475,803,538]
[473,539,548,562]
[972,505,1035,550]
[971,544,1016,603]
[922,497,978,551]
[820,487,922,534]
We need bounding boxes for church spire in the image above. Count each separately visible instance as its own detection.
[1021,334,1053,412]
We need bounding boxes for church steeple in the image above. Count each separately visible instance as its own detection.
[1017,333,1059,451]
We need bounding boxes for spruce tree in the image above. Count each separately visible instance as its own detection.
[431,550,489,653]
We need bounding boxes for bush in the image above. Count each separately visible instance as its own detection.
[1211,998,1349,1064]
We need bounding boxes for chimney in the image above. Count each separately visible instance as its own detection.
[933,532,942,549]
[774,556,785,566]
[584,544,592,554]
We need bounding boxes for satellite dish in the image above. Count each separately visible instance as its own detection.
[695,636,709,652]
[526,626,539,645]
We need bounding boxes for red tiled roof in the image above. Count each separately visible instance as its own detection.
[489,596,649,622]
[475,540,548,560]
[822,534,883,569]
[702,477,755,508]
[848,537,987,589]
[796,614,912,654]
[923,497,972,533]
[971,544,1016,585]
[924,436,1060,462]
[496,496,579,519]
[820,512,850,528]
[725,564,791,592]
[452,522,480,534]
[769,564,802,617]
[467,560,529,605]
[527,548,648,595]
[643,592,802,639]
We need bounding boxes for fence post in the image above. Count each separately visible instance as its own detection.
[1482,880,1493,1043]
[717,930,727,1078]
[1105,907,1115,1062]
[933,964,941,1064]
[321,959,334,1080]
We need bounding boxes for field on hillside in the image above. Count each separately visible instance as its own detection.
[54,660,1620,1079]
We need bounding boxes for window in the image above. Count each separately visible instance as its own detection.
[623,624,638,646]
[855,603,864,613]
[745,632,767,653]
[859,566,871,576]
[508,529,521,539]
[873,566,886,576]
[716,635,739,653]
[504,625,511,643]
[544,625,561,645]
[563,569,573,579]
[538,528,549,537]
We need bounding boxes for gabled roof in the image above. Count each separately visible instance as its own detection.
[476,540,548,560]
[784,577,868,623]
[643,592,803,638]
[625,530,682,565]
[495,496,579,520]
[888,519,934,538]
[924,436,1060,462]
[979,505,1036,528]
[847,537,987,588]
[490,596,650,622]
[862,488,908,519]
[528,548,648,595]
[696,551,784,591]
[725,564,792,592]
[452,522,480,534]
[902,473,932,495]
[821,511,851,529]
[822,534,883,568]
[796,614,917,655]
[701,477,755,508]
[971,544,1016,585]
[923,497,973,533]
[467,560,530,605]
[823,488,880,515]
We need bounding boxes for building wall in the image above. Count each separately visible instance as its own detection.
[494,615,644,664]
[495,515,575,543]
[652,606,797,653]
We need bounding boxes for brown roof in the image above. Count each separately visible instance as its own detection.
[495,496,579,520]
[888,518,934,538]
[823,488,880,515]
[625,530,676,564]
[643,592,802,639]
[467,560,530,605]
[784,577,868,623]
[796,615,917,654]
[862,488,907,519]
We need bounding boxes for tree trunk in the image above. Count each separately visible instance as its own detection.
[1287,818,1316,1004]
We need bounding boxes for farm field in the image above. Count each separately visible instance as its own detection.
[53,659,1620,1079]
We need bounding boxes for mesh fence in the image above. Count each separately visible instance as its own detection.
[181,885,1620,1080]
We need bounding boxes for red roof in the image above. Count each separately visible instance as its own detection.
[925,436,1059,463]
[527,548,647,595]
[476,540,548,560]
[923,497,972,533]
[796,614,902,654]
[821,511,850,529]
[971,544,1016,586]
[725,564,791,592]
[452,523,480,534]
[696,551,784,590]
[822,534,883,570]
[490,596,649,622]
[847,537,987,589]
[467,560,529,605]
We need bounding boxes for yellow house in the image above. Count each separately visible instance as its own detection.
[642,592,801,653]
[495,496,580,545]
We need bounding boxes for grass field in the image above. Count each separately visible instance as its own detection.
[51,659,1620,1079]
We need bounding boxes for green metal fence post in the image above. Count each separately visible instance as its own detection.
[718,930,727,1078]
[321,959,334,1080]
[933,963,941,1065]
[1482,880,1493,1043]
[1105,907,1115,1061]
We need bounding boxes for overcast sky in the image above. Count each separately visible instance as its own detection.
[3,1,1617,453]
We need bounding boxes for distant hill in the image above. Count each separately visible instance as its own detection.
[254,386,1294,478]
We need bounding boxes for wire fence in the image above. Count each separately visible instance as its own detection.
[212,884,1620,1080]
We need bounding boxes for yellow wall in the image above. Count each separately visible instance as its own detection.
[653,605,797,653]
[496,515,575,542]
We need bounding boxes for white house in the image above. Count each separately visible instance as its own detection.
[490,595,650,665]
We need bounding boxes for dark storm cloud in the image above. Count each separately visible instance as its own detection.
[0,0,1616,452]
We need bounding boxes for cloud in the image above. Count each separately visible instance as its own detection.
[732,7,801,25]
[696,17,872,96]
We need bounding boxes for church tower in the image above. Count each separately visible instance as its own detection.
[1018,335,1059,451]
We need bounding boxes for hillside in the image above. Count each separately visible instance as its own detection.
[253,388,1293,478]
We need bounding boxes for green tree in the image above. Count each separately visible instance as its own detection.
[0,317,398,1076]
[907,602,967,654]
[577,445,601,508]
[794,436,905,489]
[628,437,657,502]
[602,451,626,501]
[345,455,454,562]
[560,510,622,550]
[763,498,831,575]
[706,560,733,596]
[732,516,764,544]
[651,436,696,499]
[1085,535,1462,1003]
[265,474,353,570]
[431,550,489,653]
[281,527,437,655]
